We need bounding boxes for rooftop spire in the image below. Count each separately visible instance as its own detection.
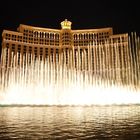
[60,19,72,29]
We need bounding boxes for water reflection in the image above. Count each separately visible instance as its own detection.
[0,105,140,139]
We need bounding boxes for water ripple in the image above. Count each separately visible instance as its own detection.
[0,105,140,139]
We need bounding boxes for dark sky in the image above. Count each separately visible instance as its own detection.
[0,0,139,46]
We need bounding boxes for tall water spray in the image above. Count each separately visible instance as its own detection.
[0,33,140,105]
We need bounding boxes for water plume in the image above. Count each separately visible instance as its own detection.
[0,33,140,105]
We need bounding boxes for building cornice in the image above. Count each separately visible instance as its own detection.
[2,30,23,36]
[17,24,61,33]
[71,27,113,34]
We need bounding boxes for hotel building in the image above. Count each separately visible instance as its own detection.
[1,19,134,84]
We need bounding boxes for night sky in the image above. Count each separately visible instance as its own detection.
[0,0,139,53]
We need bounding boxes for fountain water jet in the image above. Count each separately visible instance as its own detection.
[0,33,140,105]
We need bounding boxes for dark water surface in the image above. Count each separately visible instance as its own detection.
[0,105,140,140]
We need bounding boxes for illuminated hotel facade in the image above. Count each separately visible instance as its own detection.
[1,19,139,85]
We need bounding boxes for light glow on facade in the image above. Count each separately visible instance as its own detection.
[0,20,140,105]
